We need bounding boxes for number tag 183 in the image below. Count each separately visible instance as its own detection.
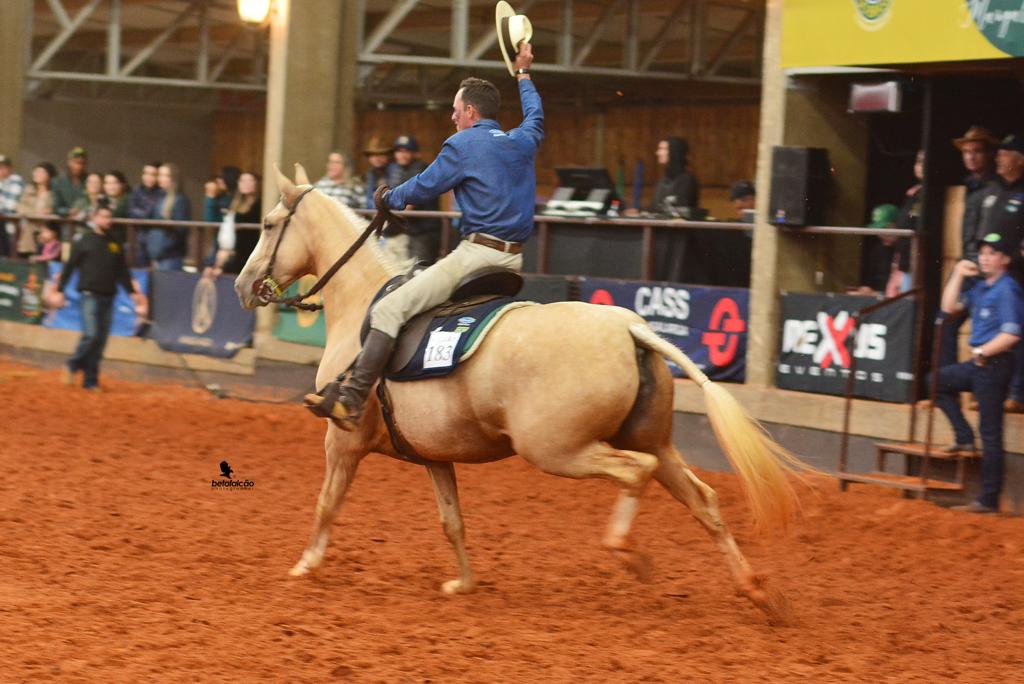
[423,330,462,369]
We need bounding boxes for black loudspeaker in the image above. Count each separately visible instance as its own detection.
[769,146,830,227]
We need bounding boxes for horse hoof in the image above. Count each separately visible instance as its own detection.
[288,561,311,577]
[614,549,654,583]
[441,579,474,595]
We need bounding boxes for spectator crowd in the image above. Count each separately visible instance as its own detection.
[0,133,452,275]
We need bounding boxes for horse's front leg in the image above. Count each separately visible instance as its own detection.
[426,462,475,595]
[290,425,366,576]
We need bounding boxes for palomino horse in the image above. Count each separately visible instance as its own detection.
[234,165,809,621]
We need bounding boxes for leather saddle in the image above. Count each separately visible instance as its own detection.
[360,267,523,375]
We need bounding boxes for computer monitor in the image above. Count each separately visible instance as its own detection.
[553,167,620,202]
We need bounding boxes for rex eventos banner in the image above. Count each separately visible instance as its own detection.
[579,278,748,382]
[776,293,915,403]
[782,1,1022,68]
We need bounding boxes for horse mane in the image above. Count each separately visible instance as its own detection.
[312,190,412,278]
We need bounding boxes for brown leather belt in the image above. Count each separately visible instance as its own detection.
[466,232,522,254]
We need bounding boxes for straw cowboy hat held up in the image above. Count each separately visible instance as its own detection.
[496,1,533,76]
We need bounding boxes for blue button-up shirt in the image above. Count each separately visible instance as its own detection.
[962,272,1024,346]
[387,79,544,243]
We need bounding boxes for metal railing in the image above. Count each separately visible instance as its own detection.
[3,210,754,280]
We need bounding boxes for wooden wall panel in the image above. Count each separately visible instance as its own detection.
[217,99,760,214]
[210,110,266,178]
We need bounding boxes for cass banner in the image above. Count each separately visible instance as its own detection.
[776,293,915,403]
[579,278,748,382]
[148,270,254,358]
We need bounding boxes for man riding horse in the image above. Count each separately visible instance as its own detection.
[307,38,542,428]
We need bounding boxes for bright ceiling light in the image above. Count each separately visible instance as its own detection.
[238,0,271,24]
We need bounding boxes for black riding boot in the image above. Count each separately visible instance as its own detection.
[303,329,396,430]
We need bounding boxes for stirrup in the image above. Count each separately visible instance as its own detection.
[303,383,360,431]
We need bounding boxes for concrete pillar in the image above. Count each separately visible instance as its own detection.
[746,1,869,387]
[259,0,359,339]
[746,0,785,387]
[0,1,29,161]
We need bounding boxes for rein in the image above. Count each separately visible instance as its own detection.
[253,186,406,311]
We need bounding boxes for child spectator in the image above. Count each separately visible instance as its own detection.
[31,225,61,263]
[0,154,25,257]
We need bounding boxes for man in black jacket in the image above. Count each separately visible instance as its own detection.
[955,126,999,262]
[51,205,147,390]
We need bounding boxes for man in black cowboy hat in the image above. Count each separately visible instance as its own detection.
[955,126,1000,262]
[307,27,542,429]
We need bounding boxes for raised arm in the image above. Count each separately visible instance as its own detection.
[510,43,543,150]
[941,259,976,315]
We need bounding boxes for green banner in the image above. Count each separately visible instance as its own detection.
[272,275,327,347]
[0,258,47,324]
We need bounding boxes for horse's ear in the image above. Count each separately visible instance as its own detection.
[272,162,297,201]
[294,163,310,186]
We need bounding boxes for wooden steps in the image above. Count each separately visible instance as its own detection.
[873,441,978,460]
[837,441,975,496]
[836,471,963,493]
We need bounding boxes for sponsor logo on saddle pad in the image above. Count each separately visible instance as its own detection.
[210,460,255,489]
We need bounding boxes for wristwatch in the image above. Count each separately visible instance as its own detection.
[515,68,530,75]
[972,347,987,365]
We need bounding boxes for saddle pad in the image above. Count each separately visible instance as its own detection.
[386,298,535,382]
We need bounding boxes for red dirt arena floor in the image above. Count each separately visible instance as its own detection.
[1,358,1023,682]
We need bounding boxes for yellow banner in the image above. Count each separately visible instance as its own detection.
[782,0,1023,68]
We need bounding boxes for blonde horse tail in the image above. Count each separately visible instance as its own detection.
[628,323,811,532]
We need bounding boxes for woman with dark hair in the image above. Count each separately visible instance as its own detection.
[70,171,105,221]
[203,171,262,278]
[651,137,700,215]
[204,165,242,222]
[102,170,131,244]
[15,163,56,259]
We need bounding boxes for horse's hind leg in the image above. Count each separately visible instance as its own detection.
[289,426,365,577]
[654,447,790,624]
[602,490,654,582]
[519,441,659,578]
[425,462,474,595]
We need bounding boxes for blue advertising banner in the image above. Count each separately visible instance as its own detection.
[578,278,748,381]
[43,262,149,336]
[147,270,254,358]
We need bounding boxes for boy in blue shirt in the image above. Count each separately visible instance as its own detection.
[936,232,1024,513]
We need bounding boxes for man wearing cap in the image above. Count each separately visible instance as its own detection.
[362,137,393,210]
[0,155,25,257]
[856,203,902,295]
[51,205,147,391]
[976,133,1024,411]
[388,135,443,265]
[53,147,89,218]
[729,180,755,216]
[954,126,999,262]
[936,233,1024,513]
[938,127,999,372]
[307,28,542,429]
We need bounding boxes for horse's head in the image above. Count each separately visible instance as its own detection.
[235,163,315,310]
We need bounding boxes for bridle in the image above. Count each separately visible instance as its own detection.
[253,185,405,311]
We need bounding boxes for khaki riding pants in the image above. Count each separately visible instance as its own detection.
[370,237,523,338]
